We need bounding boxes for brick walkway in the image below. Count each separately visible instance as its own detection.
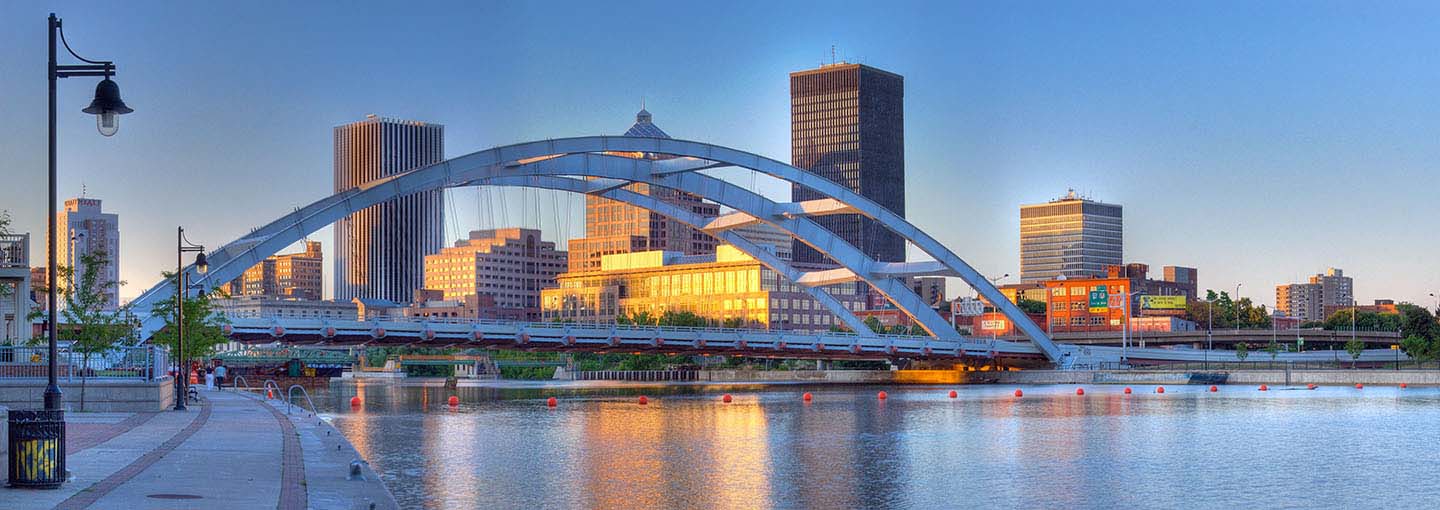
[259,394,308,510]
[53,400,212,510]
[68,412,159,454]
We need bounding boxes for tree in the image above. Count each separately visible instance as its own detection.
[1234,342,1248,362]
[1016,297,1046,315]
[1344,338,1366,368]
[1264,338,1280,362]
[57,250,132,411]
[863,316,884,334]
[149,271,231,369]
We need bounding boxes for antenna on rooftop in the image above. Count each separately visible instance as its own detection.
[831,44,837,65]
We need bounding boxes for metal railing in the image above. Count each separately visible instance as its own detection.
[285,384,318,416]
[0,344,168,381]
[574,370,699,382]
[0,234,28,268]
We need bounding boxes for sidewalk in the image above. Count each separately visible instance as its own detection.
[1,388,396,509]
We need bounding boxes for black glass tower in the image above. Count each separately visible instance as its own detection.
[790,63,906,264]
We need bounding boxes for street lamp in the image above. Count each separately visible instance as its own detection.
[174,227,207,411]
[1234,283,1243,333]
[1206,297,1214,370]
[13,13,134,490]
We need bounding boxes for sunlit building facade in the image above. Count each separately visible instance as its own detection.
[790,62,906,265]
[422,228,567,320]
[541,246,864,332]
[1019,190,1123,282]
[334,115,445,303]
[56,197,120,309]
[228,241,323,300]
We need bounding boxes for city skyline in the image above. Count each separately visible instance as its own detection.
[2,2,1439,309]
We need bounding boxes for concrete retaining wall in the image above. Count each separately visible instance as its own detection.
[996,370,1440,386]
[0,378,175,412]
[699,369,998,384]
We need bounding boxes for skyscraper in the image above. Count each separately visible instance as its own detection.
[57,197,120,309]
[566,108,719,272]
[333,115,445,303]
[790,62,906,264]
[1019,190,1123,282]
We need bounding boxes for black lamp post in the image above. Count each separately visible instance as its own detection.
[174,227,207,411]
[7,13,133,490]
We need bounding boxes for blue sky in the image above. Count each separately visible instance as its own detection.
[2,1,1438,308]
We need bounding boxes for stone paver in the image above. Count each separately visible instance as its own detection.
[69,412,158,453]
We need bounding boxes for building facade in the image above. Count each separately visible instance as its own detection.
[790,62,906,265]
[1276,268,1354,322]
[1019,190,1123,282]
[1310,268,1354,309]
[211,295,358,321]
[228,241,323,300]
[422,228,567,320]
[541,246,865,333]
[567,109,720,272]
[56,197,120,309]
[333,115,445,303]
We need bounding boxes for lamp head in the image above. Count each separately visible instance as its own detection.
[194,252,208,275]
[82,78,133,137]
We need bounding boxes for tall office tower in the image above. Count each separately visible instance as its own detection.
[1019,190,1123,283]
[566,108,720,272]
[228,241,323,300]
[333,115,445,302]
[57,197,120,309]
[790,62,906,265]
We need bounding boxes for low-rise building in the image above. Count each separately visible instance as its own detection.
[541,245,865,333]
[211,295,358,320]
[227,241,324,300]
[422,228,567,320]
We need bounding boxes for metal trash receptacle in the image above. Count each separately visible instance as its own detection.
[7,409,66,489]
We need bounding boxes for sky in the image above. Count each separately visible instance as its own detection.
[1,1,1438,309]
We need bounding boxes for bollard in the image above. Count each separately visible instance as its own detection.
[348,459,368,481]
[7,409,66,489]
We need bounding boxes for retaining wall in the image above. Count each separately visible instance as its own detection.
[996,370,1440,386]
[0,378,175,412]
[699,369,998,384]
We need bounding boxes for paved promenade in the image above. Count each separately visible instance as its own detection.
[1,388,396,509]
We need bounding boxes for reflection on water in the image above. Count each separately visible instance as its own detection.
[321,382,1440,509]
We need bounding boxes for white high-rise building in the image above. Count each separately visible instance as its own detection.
[57,197,120,310]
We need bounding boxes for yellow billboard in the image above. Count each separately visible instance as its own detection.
[1141,295,1187,310]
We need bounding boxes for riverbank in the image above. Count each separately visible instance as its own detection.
[2,388,396,509]
[995,369,1440,386]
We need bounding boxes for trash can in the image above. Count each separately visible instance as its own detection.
[7,409,66,489]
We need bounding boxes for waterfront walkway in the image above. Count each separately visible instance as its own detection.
[2,389,396,509]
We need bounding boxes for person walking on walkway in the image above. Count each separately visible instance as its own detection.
[205,366,215,389]
[214,362,228,390]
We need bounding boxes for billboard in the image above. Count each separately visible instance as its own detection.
[1088,285,1109,313]
[1140,295,1187,310]
[981,319,1008,331]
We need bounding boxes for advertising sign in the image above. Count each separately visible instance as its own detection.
[1140,295,1187,310]
[981,319,1007,331]
[1088,285,1109,313]
[1108,294,1125,309]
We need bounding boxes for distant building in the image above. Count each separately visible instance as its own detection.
[333,115,445,303]
[422,228,567,320]
[1276,268,1354,322]
[541,246,865,333]
[996,282,1050,305]
[227,241,323,300]
[566,108,719,272]
[211,295,358,321]
[57,197,120,309]
[399,289,529,321]
[731,223,793,261]
[907,276,947,307]
[1322,299,1398,319]
[790,62,906,265]
[1116,263,1197,313]
[1019,190,1122,283]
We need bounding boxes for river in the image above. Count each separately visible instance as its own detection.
[317,380,1440,509]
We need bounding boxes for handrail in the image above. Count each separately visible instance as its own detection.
[286,384,319,416]
[231,375,250,391]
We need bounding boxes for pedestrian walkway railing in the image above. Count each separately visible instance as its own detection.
[286,384,318,416]
[0,344,168,381]
[573,370,699,382]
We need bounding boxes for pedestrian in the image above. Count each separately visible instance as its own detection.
[214,363,228,390]
[204,365,215,389]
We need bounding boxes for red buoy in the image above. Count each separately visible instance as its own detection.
[546,397,557,407]
[722,394,733,403]
[948,390,958,399]
[638,396,649,405]
[1400,383,1408,389]
[1307,383,1316,390]
[1156,386,1165,394]
[1013,389,1023,397]
[877,391,888,400]
[448,395,459,406]
[1355,383,1364,389]
[1209,385,1218,392]
[349,396,361,407]
[1259,385,1268,391]
[1075,388,1085,396]
[802,392,813,402]
[1123,387,1132,394]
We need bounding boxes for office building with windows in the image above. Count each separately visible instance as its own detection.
[422,228,567,320]
[790,62,906,265]
[226,241,323,300]
[57,197,120,310]
[333,115,445,303]
[1019,190,1123,282]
